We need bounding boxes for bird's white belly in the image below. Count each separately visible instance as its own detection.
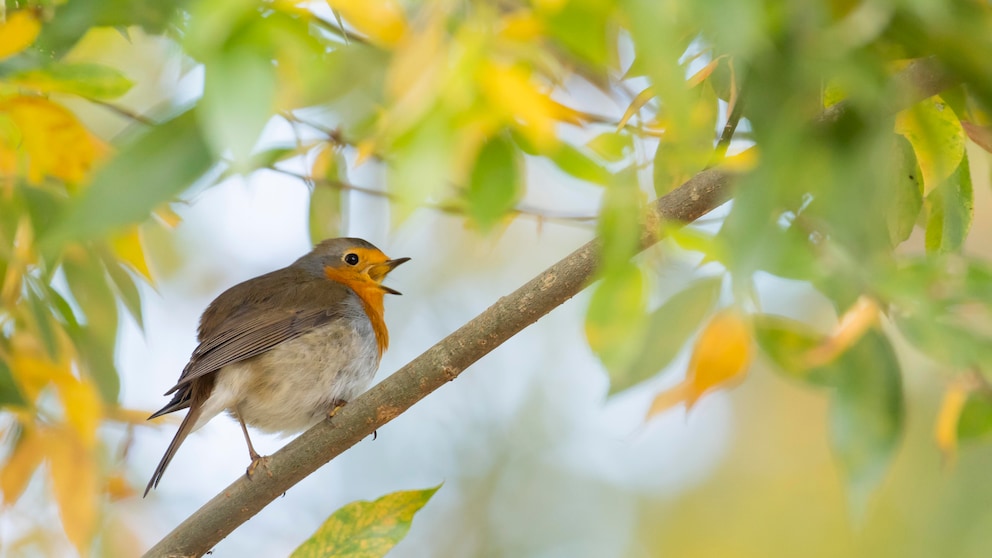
[195,318,380,435]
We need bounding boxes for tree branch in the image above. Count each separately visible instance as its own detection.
[142,56,956,558]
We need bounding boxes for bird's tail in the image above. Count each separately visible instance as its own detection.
[144,382,210,497]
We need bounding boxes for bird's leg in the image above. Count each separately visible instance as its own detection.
[236,407,269,479]
[328,398,348,418]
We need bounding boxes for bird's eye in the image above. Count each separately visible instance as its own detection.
[344,253,360,266]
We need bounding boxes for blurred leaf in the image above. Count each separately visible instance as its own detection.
[26,285,60,359]
[597,170,643,271]
[0,96,103,186]
[961,120,992,153]
[44,110,213,246]
[290,486,440,558]
[34,0,182,55]
[585,131,633,163]
[925,153,973,254]
[548,142,614,185]
[326,0,408,48]
[109,226,152,283]
[8,63,134,100]
[0,10,41,60]
[805,296,880,368]
[309,147,347,244]
[481,63,559,150]
[541,0,611,68]
[62,255,120,404]
[957,390,992,442]
[467,135,522,232]
[653,81,719,196]
[754,314,837,387]
[886,136,924,246]
[935,378,969,460]
[47,428,99,553]
[0,426,44,505]
[199,40,277,166]
[828,331,904,516]
[612,276,722,395]
[103,257,143,328]
[895,95,965,195]
[617,87,654,130]
[55,375,102,448]
[585,263,647,375]
[647,308,752,418]
[0,358,27,406]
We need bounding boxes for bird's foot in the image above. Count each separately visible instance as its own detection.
[328,399,348,419]
[246,454,271,479]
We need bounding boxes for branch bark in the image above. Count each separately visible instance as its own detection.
[143,56,955,558]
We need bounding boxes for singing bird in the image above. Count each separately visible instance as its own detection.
[145,238,409,495]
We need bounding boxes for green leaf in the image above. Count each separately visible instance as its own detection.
[42,110,213,248]
[828,331,904,516]
[198,40,277,166]
[611,276,722,395]
[585,131,633,163]
[886,136,923,246]
[0,356,27,407]
[597,169,644,271]
[102,254,144,329]
[895,95,965,195]
[8,63,134,100]
[542,0,611,69]
[62,256,120,404]
[25,285,60,359]
[957,392,992,442]
[291,486,440,558]
[753,314,838,387]
[653,81,718,196]
[925,153,973,254]
[585,263,647,375]
[34,0,184,56]
[549,143,614,186]
[467,135,522,232]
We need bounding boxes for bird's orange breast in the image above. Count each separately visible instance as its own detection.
[322,267,389,358]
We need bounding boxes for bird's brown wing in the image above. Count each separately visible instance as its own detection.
[153,268,355,408]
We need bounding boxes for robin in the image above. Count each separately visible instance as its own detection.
[144,237,409,496]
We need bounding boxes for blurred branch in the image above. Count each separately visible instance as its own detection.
[143,56,956,558]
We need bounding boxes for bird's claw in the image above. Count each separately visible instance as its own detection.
[246,455,271,479]
[328,399,348,419]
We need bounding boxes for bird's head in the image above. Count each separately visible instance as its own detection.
[296,237,410,294]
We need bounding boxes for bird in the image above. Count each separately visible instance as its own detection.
[144,237,409,496]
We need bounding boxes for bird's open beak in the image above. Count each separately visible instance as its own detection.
[369,257,410,294]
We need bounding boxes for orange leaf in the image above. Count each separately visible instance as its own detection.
[0,11,41,60]
[47,428,99,552]
[0,96,105,186]
[686,58,720,88]
[105,472,136,501]
[935,379,969,464]
[110,226,153,282]
[326,0,407,48]
[646,309,752,420]
[805,295,879,367]
[0,426,45,505]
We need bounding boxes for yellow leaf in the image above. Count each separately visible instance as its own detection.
[326,0,407,48]
[895,95,965,195]
[0,11,41,61]
[686,58,721,88]
[647,309,752,420]
[9,334,71,402]
[110,226,153,282]
[107,406,169,425]
[617,86,655,130]
[718,146,759,172]
[805,295,879,367]
[480,63,558,150]
[152,204,183,229]
[0,96,105,186]
[47,428,99,552]
[54,375,103,448]
[499,10,543,41]
[0,216,34,308]
[0,425,45,505]
[105,472,135,501]
[935,379,969,464]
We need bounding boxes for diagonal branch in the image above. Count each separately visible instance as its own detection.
[142,56,955,558]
